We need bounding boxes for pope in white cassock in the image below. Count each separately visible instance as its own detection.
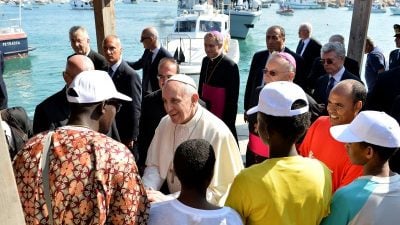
[142,74,244,206]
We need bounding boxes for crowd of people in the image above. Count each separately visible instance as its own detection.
[1,22,400,225]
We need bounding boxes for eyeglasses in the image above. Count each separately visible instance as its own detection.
[320,58,334,65]
[105,100,122,113]
[157,74,173,80]
[140,36,151,42]
[262,69,288,76]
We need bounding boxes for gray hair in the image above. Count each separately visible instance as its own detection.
[321,42,346,59]
[365,36,375,47]
[69,26,89,39]
[299,22,312,35]
[329,34,345,45]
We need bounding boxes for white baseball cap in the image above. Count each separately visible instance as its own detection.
[330,111,400,148]
[165,74,197,90]
[247,81,309,117]
[67,70,132,103]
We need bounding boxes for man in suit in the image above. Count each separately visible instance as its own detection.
[296,23,321,76]
[0,50,7,109]
[244,25,306,115]
[388,24,400,70]
[312,42,361,106]
[103,35,142,157]
[137,57,178,172]
[68,26,108,71]
[33,55,95,134]
[128,27,172,97]
[307,34,360,93]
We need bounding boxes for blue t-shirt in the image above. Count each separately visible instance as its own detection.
[321,174,400,225]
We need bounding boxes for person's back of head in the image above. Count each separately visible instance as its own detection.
[64,54,94,85]
[174,139,216,194]
[247,81,310,156]
[67,70,131,134]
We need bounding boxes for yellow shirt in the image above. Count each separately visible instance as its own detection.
[226,156,332,225]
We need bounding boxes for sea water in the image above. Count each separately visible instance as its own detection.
[1,1,397,117]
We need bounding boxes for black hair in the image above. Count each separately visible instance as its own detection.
[258,99,311,144]
[173,139,215,192]
[360,142,398,162]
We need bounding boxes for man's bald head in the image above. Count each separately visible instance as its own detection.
[64,54,94,85]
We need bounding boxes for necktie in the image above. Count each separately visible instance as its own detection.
[296,40,304,55]
[108,67,114,77]
[148,51,154,64]
[326,77,335,97]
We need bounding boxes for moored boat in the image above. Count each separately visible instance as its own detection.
[163,2,240,75]
[390,5,400,15]
[0,1,34,60]
[223,0,262,39]
[69,0,93,10]
[371,1,386,13]
[276,2,293,15]
[285,0,326,9]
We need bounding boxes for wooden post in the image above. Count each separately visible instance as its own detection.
[347,0,372,66]
[0,116,26,225]
[93,0,115,55]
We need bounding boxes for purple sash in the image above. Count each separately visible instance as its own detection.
[202,83,226,119]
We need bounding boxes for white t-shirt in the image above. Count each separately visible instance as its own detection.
[149,199,243,225]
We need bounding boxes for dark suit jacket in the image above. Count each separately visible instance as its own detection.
[389,49,400,70]
[32,86,120,140]
[244,48,306,111]
[68,49,108,71]
[198,54,239,141]
[312,69,361,105]
[0,51,8,109]
[366,66,400,114]
[307,56,360,92]
[87,49,108,71]
[112,60,142,144]
[297,38,321,76]
[128,47,172,96]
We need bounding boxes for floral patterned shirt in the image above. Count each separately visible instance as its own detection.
[13,126,149,225]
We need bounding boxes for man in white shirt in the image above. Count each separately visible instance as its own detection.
[143,74,243,206]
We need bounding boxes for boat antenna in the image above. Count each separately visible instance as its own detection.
[19,0,22,28]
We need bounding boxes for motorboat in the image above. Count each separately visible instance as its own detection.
[70,0,93,10]
[123,0,138,3]
[390,4,400,15]
[371,2,386,13]
[276,3,294,15]
[285,0,326,9]
[0,0,34,60]
[223,0,262,39]
[261,0,272,8]
[163,2,240,75]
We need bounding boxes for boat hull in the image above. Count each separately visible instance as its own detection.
[0,32,29,60]
[227,10,261,39]
[390,7,400,15]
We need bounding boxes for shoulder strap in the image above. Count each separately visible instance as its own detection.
[39,131,54,225]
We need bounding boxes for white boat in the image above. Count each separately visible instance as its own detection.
[123,0,138,3]
[285,0,326,9]
[163,2,240,75]
[223,0,262,39]
[276,2,294,15]
[261,0,272,8]
[390,5,400,15]
[371,2,386,13]
[0,0,34,59]
[70,0,93,10]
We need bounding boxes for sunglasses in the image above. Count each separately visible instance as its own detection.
[105,100,122,113]
[262,69,288,76]
[320,58,334,65]
[157,74,173,80]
